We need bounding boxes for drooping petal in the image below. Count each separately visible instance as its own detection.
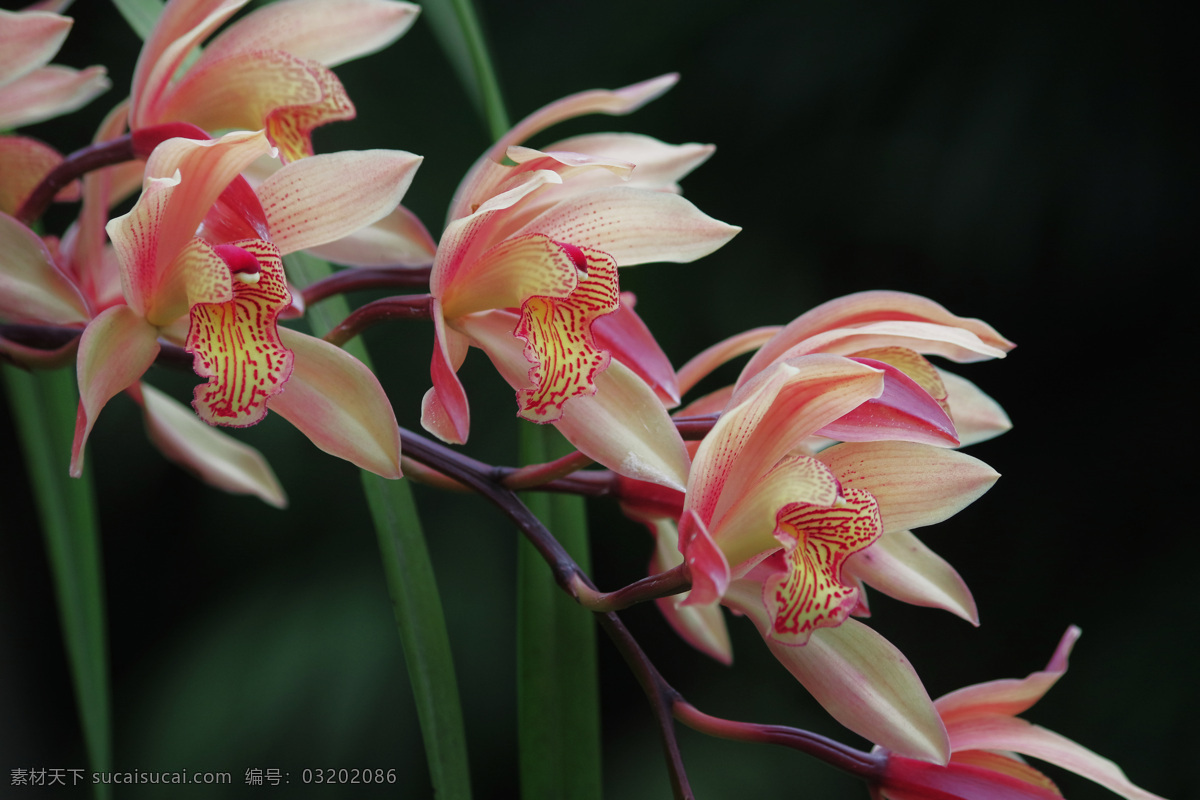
[846,529,978,624]
[513,186,741,267]
[270,326,401,478]
[764,486,883,645]
[0,210,89,324]
[420,300,471,444]
[817,441,999,533]
[199,0,419,68]
[946,716,1166,800]
[255,148,423,254]
[515,245,620,423]
[186,239,293,426]
[306,204,435,268]
[592,291,680,407]
[134,381,287,507]
[462,310,691,489]
[646,516,732,664]
[72,304,161,476]
[0,64,109,129]
[724,579,950,764]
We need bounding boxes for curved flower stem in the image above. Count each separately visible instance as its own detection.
[573,564,690,612]
[672,701,885,781]
[15,136,135,227]
[300,266,433,306]
[502,449,595,490]
[673,414,720,440]
[322,294,433,346]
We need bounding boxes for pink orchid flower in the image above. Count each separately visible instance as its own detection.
[0,5,109,217]
[872,627,1167,800]
[71,129,422,481]
[127,0,418,163]
[422,75,740,490]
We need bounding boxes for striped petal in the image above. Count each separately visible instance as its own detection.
[817,441,999,533]
[846,529,978,624]
[0,64,109,130]
[306,204,435,268]
[0,8,71,87]
[648,515,733,664]
[256,149,423,254]
[186,239,293,426]
[0,210,88,324]
[764,485,882,645]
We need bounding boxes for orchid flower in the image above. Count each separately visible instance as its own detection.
[872,627,1168,800]
[125,0,418,163]
[0,5,108,216]
[71,129,422,481]
[422,75,740,490]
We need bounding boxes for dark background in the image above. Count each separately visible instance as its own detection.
[2,1,1193,798]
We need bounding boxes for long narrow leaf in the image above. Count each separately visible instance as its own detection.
[3,365,112,800]
[285,251,472,799]
[517,424,603,800]
[421,0,510,139]
[110,0,164,41]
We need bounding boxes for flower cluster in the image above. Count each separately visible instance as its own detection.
[0,2,1167,798]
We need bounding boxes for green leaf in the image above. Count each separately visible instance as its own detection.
[110,0,164,41]
[3,365,112,800]
[517,424,603,800]
[285,252,473,799]
[421,0,510,140]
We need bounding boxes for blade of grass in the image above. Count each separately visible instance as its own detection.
[517,424,603,800]
[110,0,164,41]
[286,251,472,799]
[421,0,510,139]
[3,365,112,800]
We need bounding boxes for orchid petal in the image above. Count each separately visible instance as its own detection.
[135,381,286,507]
[592,291,680,407]
[306,204,436,268]
[763,486,882,645]
[256,149,422,254]
[820,358,959,447]
[0,136,71,216]
[270,327,401,478]
[545,134,715,192]
[847,530,978,624]
[817,441,999,533]
[462,310,691,489]
[881,755,1062,800]
[936,627,1080,722]
[647,516,732,664]
[440,233,579,319]
[742,291,1014,384]
[450,74,679,220]
[676,325,781,397]
[939,368,1012,446]
[515,246,620,423]
[72,304,161,476]
[0,64,109,129]
[514,186,740,266]
[421,300,471,444]
[724,581,950,764]
[946,716,1166,800]
[695,356,884,527]
[678,509,730,607]
[0,211,88,324]
[186,240,293,427]
[200,0,419,68]
[0,8,71,87]
[130,0,249,127]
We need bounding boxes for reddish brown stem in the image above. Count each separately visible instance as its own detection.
[15,135,135,226]
[301,267,433,305]
[323,295,433,346]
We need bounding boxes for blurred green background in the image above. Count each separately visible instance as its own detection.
[2,1,1193,798]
